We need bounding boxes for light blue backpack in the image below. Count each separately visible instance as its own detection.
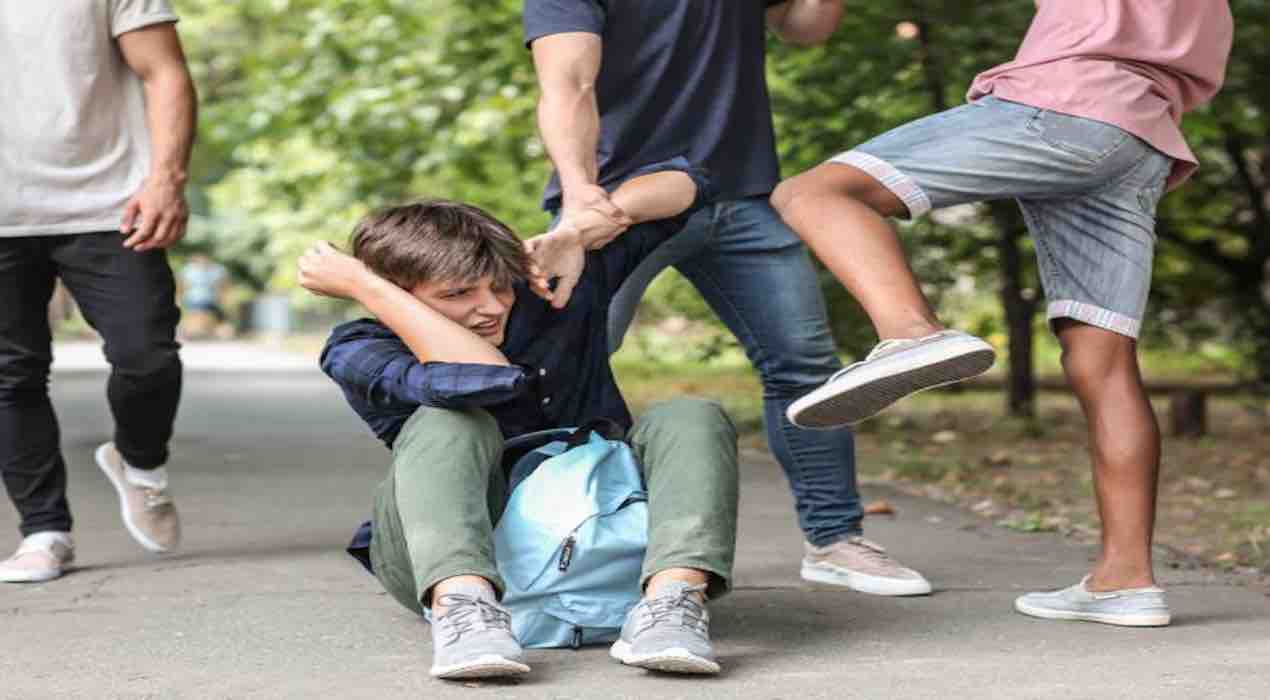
[494,422,648,649]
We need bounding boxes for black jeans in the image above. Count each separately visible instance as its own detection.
[0,233,182,536]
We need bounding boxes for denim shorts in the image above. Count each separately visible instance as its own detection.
[831,96,1172,338]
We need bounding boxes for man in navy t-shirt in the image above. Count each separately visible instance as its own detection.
[522,0,933,596]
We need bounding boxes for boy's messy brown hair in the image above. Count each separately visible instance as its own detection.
[349,199,530,290]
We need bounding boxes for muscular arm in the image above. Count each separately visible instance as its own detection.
[767,0,844,45]
[117,22,197,251]
[533,32,602,197]
[531,32,631,246]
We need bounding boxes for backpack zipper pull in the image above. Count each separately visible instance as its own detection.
[558,534,576,571]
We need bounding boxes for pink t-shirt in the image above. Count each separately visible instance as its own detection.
[968,0,1233,189]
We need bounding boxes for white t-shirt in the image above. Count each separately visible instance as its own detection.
[0,0,179,236]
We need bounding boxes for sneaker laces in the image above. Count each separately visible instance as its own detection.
[637,584,709,635]
[435,594,513,646]
[826,333,950,383]
[142,487,173,510]
[841,536,892,564]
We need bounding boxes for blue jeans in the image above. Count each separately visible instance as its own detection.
[607,196,861,545]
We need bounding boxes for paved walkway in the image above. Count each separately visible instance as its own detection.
[4,361,1268,699]
[51,339,316,374]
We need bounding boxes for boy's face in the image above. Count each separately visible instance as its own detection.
[411,275,516,346]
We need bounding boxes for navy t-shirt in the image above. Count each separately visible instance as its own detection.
[525,0,786,210]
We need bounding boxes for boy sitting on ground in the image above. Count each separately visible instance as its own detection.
[298,169,739,680]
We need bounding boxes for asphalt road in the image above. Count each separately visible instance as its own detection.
[2,365,1267,699]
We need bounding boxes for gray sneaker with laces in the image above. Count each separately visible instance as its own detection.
[1015,576,1171,627]
[787,329,995,428]
[610,581,719,675]
[429,586,530,679]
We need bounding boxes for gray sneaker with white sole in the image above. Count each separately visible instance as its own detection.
[787,329,995,428]
[1015,576,1171,627]
[430,587,530,680]
[610,581,719,675]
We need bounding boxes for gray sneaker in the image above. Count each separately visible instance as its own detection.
[1015,576,1171,627]
[787,329,995,428]
[430,586,530,680]
[610,581,720,675]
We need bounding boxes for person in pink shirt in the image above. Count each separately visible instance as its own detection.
[770,1,1233,626]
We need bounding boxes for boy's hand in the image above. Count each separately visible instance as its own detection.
[524,228,586,309]
[298,241,376,300]
[559,184,632,250]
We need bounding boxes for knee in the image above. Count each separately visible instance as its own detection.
[771,164,904,220]
[770,170,825,220]
[641,398,738,443]
[1059,332,1137,396]
[103,339,180,378]
[393,406,502,457]
[0,354,51,401]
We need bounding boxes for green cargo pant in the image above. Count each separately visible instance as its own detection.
[369,397,739,614]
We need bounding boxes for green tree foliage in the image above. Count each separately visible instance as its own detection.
[180,1,1268,390]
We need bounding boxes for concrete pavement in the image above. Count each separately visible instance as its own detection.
[2,357,1267,699]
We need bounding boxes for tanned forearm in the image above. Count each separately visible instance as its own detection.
[355,275,510,367]
[141,65,196,187]
[537,79,599,193]
[533,33,603,194]
[609,172,697,224]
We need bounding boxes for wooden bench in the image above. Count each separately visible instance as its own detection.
[946,378,1249,437]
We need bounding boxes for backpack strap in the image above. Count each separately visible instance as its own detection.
[563,418,627,448]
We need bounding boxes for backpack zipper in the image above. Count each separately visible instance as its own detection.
[556,495,646,573]
[558,534,576,571]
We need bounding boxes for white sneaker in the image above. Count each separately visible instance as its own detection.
[801,536,933,596]
[0,532,75,583]
[788,330,995,428]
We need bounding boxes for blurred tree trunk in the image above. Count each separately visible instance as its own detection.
[916,13,1038,416]
[990,203,1039,416]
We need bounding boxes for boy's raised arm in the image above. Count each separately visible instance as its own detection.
[298,242,510,367]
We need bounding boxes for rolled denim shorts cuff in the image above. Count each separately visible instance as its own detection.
[828,151,932,219]
[1047,300,1141,339]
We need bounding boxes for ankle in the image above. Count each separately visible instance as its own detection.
[646,568,709,601]
[430,575,496,616]
[876,318,944,342]
[1086,564,1156,591]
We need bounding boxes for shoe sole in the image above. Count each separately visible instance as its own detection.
[610,639,720,675]
[430,656,531,680]
[95,443,172,554]
[788,337,995,428]
[0,566,64,583]
[1014,598,1171,627]
[801,561,933,596]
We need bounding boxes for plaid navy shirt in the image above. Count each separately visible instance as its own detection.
[321,220,677,448]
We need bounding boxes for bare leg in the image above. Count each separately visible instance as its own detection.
[1055,320,1159,590]
[771,162,942,340]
